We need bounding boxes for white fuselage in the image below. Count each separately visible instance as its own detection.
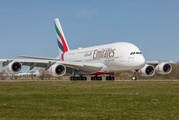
[62,42,145,73]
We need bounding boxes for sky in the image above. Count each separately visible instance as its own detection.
[0,0,179,62]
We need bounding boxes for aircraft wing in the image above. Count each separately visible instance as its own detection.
[0,59,104,73]
[0,59,52,70]
[146,60,175,65]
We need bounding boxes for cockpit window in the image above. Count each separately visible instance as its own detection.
[130,52,135,55]
[130,52,142,55]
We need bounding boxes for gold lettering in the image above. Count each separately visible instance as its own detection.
[103,50,107,58]
[92,48,116,59]
[93,50,98,59]
[109,49,115,57]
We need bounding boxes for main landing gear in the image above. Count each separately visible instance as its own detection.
[70,69,115,80]
[90,76,115,80]
[70,69,87,80]
[91,76,102,80]
[70,76,87,80]
[91,75,115,80]
[106,73,115,80]
[105,76,115,80]
[70,75,115,80]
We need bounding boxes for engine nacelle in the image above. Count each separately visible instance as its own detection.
[155,62,172,74]
[139,64,155,77]
[7,61,22,74]
[49,64,66,77]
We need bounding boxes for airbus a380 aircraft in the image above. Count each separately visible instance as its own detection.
[0,18,174,80]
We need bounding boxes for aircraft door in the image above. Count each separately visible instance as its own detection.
[120,53,125,62]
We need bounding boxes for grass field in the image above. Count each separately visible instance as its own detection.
[0,80,179,120]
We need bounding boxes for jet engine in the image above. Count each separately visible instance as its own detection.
[139,64,155,77]
[49,64,66,77]
[155,62,172,74]
[7,61,22,74]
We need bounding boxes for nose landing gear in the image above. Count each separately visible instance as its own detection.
[131,70,138,80]
[131,75,137,80]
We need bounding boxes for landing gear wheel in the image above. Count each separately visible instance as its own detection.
[106,76,115,80]
[131,76,137,80]
[70,76,87,80]
[91,76,102,80]
[70,76,73,80]
[131,70,138,80]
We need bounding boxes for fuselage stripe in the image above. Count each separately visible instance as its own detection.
[61,53,65,61]
[92,72,112,75]
[59,33,68,52]
[55,24,69,52]
[57,39,64,52]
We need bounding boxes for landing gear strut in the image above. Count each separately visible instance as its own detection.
[131,70,138,80]
[70,69,87,80]
[106,74,115,80]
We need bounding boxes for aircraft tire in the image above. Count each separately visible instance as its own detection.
[70,76,87,80]
[91,76,102,80]
[106,76,115,80]
[131,76,137,80]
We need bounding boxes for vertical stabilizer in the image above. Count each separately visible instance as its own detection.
[54,18,70,55]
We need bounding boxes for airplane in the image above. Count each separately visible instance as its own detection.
[14,72,33,77]
[14,68,43,77]
[0,18,174,80]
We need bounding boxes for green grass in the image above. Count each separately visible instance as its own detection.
[0,81,179,120]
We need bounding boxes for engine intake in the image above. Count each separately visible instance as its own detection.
[139,64,155,77]
[7,61,22,74]
[49,64,66,77]
[155,63,172,74]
